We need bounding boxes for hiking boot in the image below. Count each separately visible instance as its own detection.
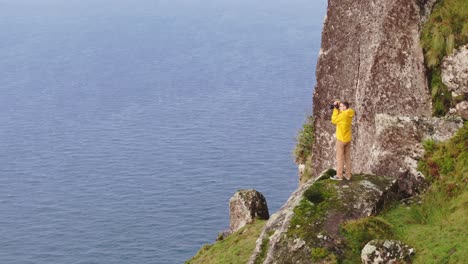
[330,175,343,181]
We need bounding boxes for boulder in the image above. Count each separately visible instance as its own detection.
[229,189,269,233]
[361,239,414,264]
[248,170,399,264]
[454,101,468,120]
[441,45,468,97]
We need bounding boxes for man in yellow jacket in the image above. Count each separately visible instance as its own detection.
[330,101,355,180]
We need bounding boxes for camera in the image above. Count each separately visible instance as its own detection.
[329,103,339,110]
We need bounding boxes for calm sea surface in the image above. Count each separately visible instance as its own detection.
[0,0,327,263]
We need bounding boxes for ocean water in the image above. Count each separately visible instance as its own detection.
[0,0,327,263]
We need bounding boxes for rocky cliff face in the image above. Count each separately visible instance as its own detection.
[311,0,435,179]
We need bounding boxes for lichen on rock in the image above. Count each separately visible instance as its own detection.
[361,239,414,264]
[441,45,468,97]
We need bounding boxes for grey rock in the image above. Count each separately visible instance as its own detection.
[361,239,414,264]
[311,0,433,182]
[441,45,468,97]
[229,189,269,233]
[371,114,463,195]
[455,101,468,119]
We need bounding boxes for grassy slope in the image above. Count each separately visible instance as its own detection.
[186,220,266,264]
[380,122,467,263]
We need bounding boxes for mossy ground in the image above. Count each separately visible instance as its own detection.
[379,122,467,263]
[288,180,340,244]
[186,220,267,264]
[287,172,395,263]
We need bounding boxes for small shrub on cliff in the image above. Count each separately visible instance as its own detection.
[294,115,315,164]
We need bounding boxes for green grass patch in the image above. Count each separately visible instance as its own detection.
[380,122,468,263]
[420,0,468,116]
[186,220,267,264]
[339,217,395,263]
[310,247,338,263]
[381,192,467,263]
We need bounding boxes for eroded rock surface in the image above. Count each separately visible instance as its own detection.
[453,101,468,120]
[311,0,432,180]
[442,45,468,97]
[248,170,398,264]
[361,239,414,264]
[229,189,269,233]
[372,114,463,195]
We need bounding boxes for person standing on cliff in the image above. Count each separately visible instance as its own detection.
[330,100,355,181]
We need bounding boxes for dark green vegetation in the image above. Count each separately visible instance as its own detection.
[288,180,339,243]
[186,220,267,264]
[310,247,338,263]
[420,0,468,116]
[339,217,395,263]
[287,179,340,263]
[288,181,338,237]
[380,122,467,263]
[294,116,315,183]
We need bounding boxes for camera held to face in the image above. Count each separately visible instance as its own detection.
[329,102,339,110]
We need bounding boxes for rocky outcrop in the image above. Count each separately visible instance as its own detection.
[372,114,463,195]
[229,190,269,233]
[248,170,398,264]
[451,101,468,120]
[361,239,414,264]
[311,0,432,180]
[443,45,468,119]
[442,45,468,97]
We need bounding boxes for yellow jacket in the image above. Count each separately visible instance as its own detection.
[331,108,355,142]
